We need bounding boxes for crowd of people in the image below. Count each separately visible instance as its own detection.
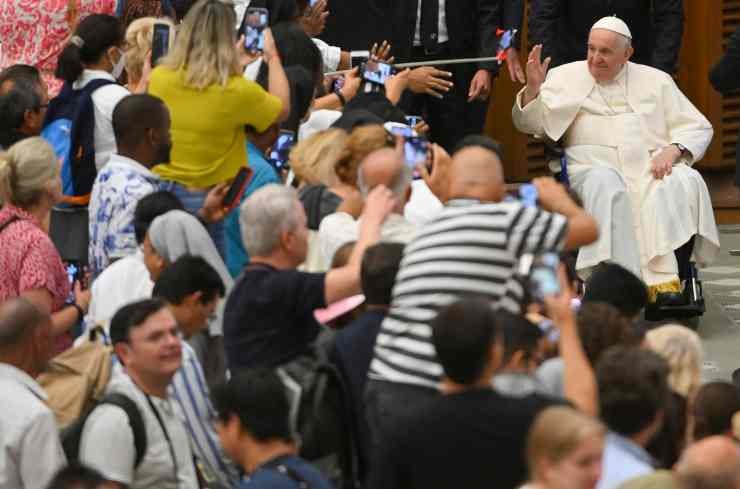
[0,0,740,489]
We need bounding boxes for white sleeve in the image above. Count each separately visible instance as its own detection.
[79,404,136,485]
[312,38,342,72]
[318,212,358,264]
[512,86,546,137]
[19,409,67,489]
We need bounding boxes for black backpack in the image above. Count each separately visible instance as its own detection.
[41,78,116,206]
[62,392,148,468]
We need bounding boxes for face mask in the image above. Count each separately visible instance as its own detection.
[110,49,126,80]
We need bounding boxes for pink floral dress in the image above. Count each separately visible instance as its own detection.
[0,0,116,96]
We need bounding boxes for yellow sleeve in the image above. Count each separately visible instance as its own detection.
[231,77,283,133]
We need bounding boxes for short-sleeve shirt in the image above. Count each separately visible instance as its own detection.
[148,67,283,188]
[79,370,199,489]
[368,200,568,389]
[0,205,70,313]
[223,264,327,370]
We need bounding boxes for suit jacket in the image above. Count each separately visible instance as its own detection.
[369,0,521,73]
[529,0,683,75]
[709,26,740,182]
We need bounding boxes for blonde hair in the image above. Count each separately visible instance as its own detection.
[646,324,703,398]
[527,406,606,480]
[124,17,175,86]
[289,129,349,186]
[161,0,241,89]
[0,137,58,208]
[334,125,394,186]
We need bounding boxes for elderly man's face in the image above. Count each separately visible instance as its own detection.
[587,29,633,82]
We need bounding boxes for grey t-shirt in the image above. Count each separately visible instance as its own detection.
[79,371,198,489]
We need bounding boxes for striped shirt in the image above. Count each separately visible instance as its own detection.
[169,343,240,489]
[368,199,568,389]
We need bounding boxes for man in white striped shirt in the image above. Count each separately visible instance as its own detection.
[365,138,599,450]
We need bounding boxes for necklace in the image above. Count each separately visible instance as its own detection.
[595,63,629,116]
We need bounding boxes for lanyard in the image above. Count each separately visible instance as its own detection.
[145,394,181,489]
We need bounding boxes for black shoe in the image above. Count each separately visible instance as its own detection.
[655,292,686,307]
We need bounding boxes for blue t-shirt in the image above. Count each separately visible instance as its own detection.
[238,455,333,489]
[225,142,281,278]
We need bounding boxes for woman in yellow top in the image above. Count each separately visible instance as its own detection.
[148,0,290,253]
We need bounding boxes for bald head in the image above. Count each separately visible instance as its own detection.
[676,437,740,489]
[0,298,48,348]
[359,147,412,211]
[448,146,504,202]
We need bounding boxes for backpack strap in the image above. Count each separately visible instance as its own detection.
[100,393,148,469]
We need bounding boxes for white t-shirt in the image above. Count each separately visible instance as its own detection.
[79,371,199,489]
[72,69,130,171]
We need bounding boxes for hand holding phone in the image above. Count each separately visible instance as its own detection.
[521,252,561,303]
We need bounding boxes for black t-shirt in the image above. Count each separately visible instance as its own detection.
[223,264,327,370]
[368,388,560,489]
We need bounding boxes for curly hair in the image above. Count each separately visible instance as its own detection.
[577,302,638,366]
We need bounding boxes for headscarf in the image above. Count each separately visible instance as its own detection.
[148,210,233,335]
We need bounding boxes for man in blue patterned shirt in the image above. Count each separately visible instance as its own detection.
[88,94,168,277]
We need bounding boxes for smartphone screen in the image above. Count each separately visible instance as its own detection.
[404,136,429,179]
[331,76,345,93]
[151,23,171,66]
[64,260,84,303]
[528,253,561,302]
[388,124,415,138]
[362,60,394,85]
[223,167,254,209]
[519,183,538,208]
[269,130,296,172]
[244,8,269,53]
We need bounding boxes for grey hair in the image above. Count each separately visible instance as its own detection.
[619,34,632,50]
[357,162,412,200]
[240,184,302,257]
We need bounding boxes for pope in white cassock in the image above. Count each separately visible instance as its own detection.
[512,16,720,300]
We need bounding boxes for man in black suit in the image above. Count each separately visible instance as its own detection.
[709,26,740,186]
[529,0,683,74]
[370,0,522,152]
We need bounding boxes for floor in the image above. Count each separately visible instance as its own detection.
[697,224,740,382]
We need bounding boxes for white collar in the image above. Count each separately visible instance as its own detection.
[73,69,117,90]
[106,154,160,180]
[0,363,47,401]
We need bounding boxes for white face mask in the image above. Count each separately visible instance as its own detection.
[110,49,126,80]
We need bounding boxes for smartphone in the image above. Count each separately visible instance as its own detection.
[405,115,422,128]
[223,167,254,209]
[404,136,430,179]
[64,260,84,303]
[350,51,370,68]
[269,130,296,172]
[527,252,561,302]
[387,123,415,138]
[331,76,345,93]
[244,7,269,53]
[519,183,538,208]
[361,60,395,85]
[151,22,172,66]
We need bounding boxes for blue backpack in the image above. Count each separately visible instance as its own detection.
[42,79,116,206]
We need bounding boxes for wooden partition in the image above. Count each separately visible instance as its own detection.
[485,0,740,179]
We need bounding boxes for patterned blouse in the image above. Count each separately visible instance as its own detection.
[0,0,116,96]
[0,205,72,350]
